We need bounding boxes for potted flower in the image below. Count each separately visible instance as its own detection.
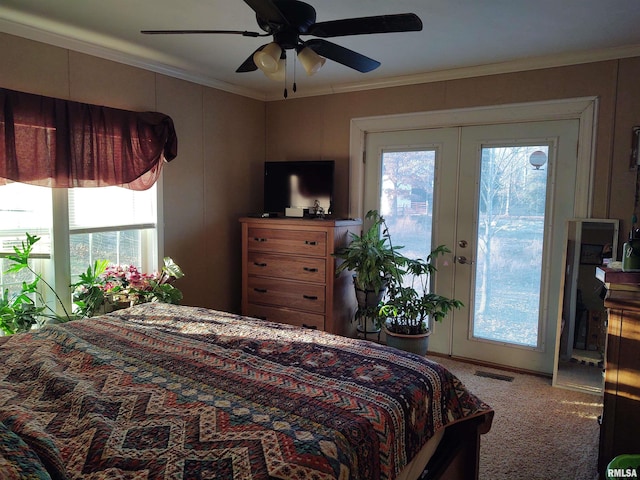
[72,257,184,318]
[378,219,463,355]
[333,210,402,332]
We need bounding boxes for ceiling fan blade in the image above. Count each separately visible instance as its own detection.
[236,45,269,73]
[305,39,380,73]
[308,13,422,38]
[141,29,264,37]
[243,0,289,25]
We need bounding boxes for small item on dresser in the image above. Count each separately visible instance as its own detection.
[622,227,640,272]
[285,207,305,217]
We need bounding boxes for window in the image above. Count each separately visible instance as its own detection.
[0,182,158,313]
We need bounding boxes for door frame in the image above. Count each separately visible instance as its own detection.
[348,97,598,365]
[348,97,598,220]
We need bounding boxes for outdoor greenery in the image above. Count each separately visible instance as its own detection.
[0,233,184,335]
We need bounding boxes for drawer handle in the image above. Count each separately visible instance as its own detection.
[303,267,318,272]
[254,262,267,267]
[302,324,318,330]
[304,240,318,245]
[253,288,268,293]
[253,237,267,242]
[303,295,318,301]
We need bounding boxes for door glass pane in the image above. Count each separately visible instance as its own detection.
[380,149,435,294]
[473,145,549,347]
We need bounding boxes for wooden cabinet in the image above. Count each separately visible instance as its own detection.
[240,217,361,336]
[598,294,640,477]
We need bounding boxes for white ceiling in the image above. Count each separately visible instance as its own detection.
[2,0,640,101]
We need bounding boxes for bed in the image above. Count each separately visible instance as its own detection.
[0,303,493,480]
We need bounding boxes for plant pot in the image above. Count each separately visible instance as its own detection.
[353,276,387,309]
[384,327,431,356]
[100,299,133,315]
[356,316,381,334]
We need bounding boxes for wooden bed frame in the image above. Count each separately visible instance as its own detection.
[423,410,494,480]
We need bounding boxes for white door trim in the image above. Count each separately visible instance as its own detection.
[349,97,598,220]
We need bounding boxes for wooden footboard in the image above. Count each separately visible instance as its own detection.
[421,410,494,480]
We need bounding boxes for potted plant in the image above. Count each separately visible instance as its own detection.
[378,219,463,355]
[333,210,402,333]
[0,233,74,335]
[0,233,184,335]
[72,257,184,317]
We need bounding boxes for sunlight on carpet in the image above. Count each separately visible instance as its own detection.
[433,356,601,480]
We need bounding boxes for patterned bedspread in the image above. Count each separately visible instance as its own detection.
[0,303,491,480]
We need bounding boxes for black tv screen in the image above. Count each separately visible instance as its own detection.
[264,161,334,216]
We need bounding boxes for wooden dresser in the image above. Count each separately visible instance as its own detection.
[596,267,640,478]
[240,217,361,336]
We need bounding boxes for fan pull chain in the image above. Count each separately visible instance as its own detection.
[283,55,288,99]
[293,56,297,94]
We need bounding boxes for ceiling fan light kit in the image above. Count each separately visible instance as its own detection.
[253,42,282,73]
[264,58,286,81]
[297,46,325,76]
[142,0,423,95]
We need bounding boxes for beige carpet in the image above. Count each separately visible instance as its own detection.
[432,356,602,480]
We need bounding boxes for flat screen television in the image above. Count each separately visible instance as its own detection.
[264,160,334,216]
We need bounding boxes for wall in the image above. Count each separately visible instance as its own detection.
[265,58,640,368]
[0,33,265,313]
[3,30,640,318]
[265,60,640,228]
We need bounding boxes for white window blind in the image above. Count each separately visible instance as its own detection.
[0,181,159,314]
[68,185,156,231]
[0,182,52,255]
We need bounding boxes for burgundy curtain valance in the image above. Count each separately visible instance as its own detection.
[0,87,178,190]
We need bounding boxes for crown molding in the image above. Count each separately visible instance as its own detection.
[0,8,268,101]
[2,6,639,103]
[264,44,640,100]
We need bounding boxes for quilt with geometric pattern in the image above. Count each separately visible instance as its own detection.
[0,303,492,480]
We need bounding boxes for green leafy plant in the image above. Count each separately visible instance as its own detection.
[0,233,73,335]
[71,259,110,318]
[333,210,403,293]
[375,214,464,335]
[0,233,185,335]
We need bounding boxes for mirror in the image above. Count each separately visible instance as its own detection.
[553,218,619,394]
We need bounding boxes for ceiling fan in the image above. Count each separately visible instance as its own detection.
[141,0,423,78]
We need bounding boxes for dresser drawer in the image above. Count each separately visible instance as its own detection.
[245,304,325,330]
[247,228,327,256]
[247,277,325,313]
[247,252,326,283]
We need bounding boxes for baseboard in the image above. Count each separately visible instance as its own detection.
[428,352,552,379]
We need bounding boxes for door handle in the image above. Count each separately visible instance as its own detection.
[456,256,474,264]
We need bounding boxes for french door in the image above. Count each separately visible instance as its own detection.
[364,119,579,372]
